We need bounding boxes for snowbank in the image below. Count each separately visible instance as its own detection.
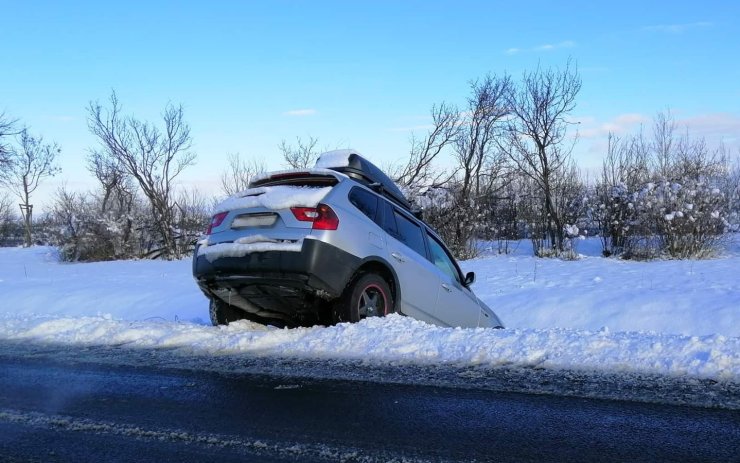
[466,238,740,337]
[2,315,738,381]
[0,240,738,381]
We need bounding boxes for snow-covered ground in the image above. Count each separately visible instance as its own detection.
[0,238,738,382]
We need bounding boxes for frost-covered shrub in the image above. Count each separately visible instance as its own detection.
[48,186,211,262]
[0,195,23,246]
[412,184,480,260]
[511,166,587,258]
[49,188,137,261]
[591,182,635,257]
[408,178,524,259]
[727,157,740,233]
[625,180,727,259]
[593,114,730,260]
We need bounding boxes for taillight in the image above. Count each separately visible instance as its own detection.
[290,207,320,222]
[313,204,340,230]
[206,212,228,235]
[290,203,339,230]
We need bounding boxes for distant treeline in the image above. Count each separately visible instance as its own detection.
[1,61,739,261]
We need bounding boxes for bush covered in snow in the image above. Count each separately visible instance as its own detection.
[0,194,23,246]
[47,186,210,262]
[591,113,731,259]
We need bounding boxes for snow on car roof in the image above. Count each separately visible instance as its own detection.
[314,149,356,168]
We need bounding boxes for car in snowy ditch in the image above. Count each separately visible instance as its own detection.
[193,150,504,330]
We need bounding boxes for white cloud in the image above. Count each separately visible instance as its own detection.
[677,113,740,143]
[580,112,740,141]
[283,109,317,117]
[506,40,575,55]
[534,40,575,52]
[573,112,740,171]
[642,21,712,34]
[578,113,649,139]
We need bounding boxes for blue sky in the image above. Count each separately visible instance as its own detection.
[2,0,739,210]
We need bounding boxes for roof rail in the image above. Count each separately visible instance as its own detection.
[315,150,411,211]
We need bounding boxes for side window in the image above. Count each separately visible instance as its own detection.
[427,233,462,284]
[392,210,427,257]
[348,187,378,223]
[381,201,399,238]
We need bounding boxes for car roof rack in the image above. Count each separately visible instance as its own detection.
[316,151,412,211]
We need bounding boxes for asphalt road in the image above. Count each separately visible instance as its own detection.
[1,354,739,463]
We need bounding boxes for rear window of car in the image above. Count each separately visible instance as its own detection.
[251,174,338,188]
[348,187,379,222]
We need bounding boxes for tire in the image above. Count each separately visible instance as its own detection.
[209,298,246,326]
[335,273,394,324]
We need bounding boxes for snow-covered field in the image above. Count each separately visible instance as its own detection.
[0,238,738,382]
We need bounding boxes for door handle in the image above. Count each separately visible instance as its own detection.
[391,252,405,263]
[441,283,452,292]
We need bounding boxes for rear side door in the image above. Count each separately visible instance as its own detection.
[425,231,482,328]
[380,201,440,323]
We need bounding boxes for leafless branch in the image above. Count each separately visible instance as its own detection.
[0,128,62,246]
[87,91,196,259]
[220,153,265,196]
[279,136,321,169]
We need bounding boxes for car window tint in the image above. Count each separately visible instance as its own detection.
[427,233,462,284]
[348,187,378,222]
[393,210,426,257]
[382,201,399,238]
[252,175,338,188]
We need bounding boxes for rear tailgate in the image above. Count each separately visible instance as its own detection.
[199,170,346,256]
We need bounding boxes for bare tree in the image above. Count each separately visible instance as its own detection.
[455,74,512,201]
[502,60,582,255]
[394,102,461,190]
[87,92,196,259]
[86,148,140,256]
[219,153,265,196]
[444,74,512,257]
[0,129,61,246]
[419,75,513,258]
[0,112,18,168]
[279,136,321,169]
[87,149,131,213]
[652,110,677,180]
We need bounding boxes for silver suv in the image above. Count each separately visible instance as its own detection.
[193,150,503,329]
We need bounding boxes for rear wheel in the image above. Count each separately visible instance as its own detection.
[209,299,246,326]
[335,273,394,323]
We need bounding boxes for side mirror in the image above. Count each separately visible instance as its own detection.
[463,271,475,287]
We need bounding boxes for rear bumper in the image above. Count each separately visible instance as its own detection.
[193,238,360,321]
